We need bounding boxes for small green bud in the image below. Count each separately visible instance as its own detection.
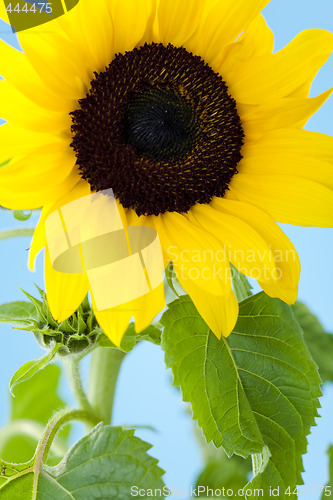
[18,286,101,357]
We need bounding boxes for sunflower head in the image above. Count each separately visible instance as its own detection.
[70,41,244,216]
[0,0,332,345]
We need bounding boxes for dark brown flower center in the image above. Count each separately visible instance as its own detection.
[70,42,244,216]
[123,86,201,161]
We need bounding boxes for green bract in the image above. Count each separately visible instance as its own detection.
[0,288,101,357]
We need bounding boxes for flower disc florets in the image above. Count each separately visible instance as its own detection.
[70,43,244,216]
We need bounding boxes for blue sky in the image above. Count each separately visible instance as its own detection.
[0,0,332,496]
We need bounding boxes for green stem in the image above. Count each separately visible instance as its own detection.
[64,358,94,415]
[35,408,99,468]
[88,347,126,425]
[0,228,35,241]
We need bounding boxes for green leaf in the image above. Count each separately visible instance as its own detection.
[9,344,62,395]
[0,364,68,465]
[230,263,252,302]
[0,461,33,490]
[13,210,32,222]
[161,293,321,496]
[292,301,333,383]
[0,424,165,499]
[321,445,333,499]
[11,363,65,423]
[0,301,36,326]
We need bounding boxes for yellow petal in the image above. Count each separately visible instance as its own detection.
[0,122,61,161]
[230,29,333,104]
[230,173,333,227]
[91,239,164,345]
[238,13,274,55]
[0,40,70,111]
[109,0,156,54]
[29,222,46,273]
[185,0,270,68]
[219,14,274,82]
[29,179,91,270]
[177,274,239,338]
[258,281,298,305]
[155,211,238,336]
[18,31,89,101]
[0,81,70,134]
[239,129,333,190]
[240,88,333,141]
[189,203,277,280]
[45,248,90,323]
[243,127,333,162]
[56,0,114,75]
[157,0,204,47]
[91,297,133,348]
[0,143,76,190]
[124,209,170,269]
[133,283,165,333]
[32,177,92,321]
[212,198,300,302]
[0,169,80,210]
[156,212,231,297]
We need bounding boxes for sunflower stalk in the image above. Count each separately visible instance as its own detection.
[87,347,126,426]
[64,357,95,417]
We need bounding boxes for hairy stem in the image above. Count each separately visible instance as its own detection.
[35,408,99,469]
[64,357,94,415]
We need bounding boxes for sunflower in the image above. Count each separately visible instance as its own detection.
[0,0,333,345]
